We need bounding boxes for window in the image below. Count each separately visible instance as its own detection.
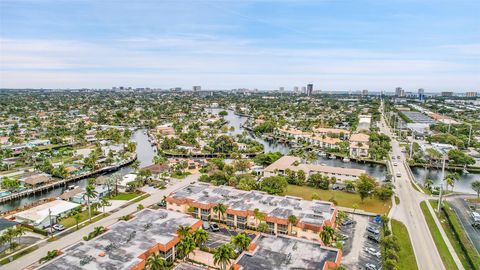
[277,224,288,234]
[267,222,275,234]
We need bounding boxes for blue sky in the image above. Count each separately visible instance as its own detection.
[0,0,479,91]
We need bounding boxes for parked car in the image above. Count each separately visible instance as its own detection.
[367,226,380,235]
[393,162,398,166]
[365,247,381,258]
[367,234,380,243]
[341,219,356,226]
[202,221,210,230]
[210,223,220,232]
[391,156,395,160]
[365,263,377,270]
[52,224,65,231]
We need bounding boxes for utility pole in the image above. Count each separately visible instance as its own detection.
[410,141,413,159]
[437,156,446,212]
[468,124,472,148]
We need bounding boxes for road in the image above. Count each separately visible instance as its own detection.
[5,174,197,270]
[379,107,447,270]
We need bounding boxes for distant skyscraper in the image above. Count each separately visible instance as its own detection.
[466,91,477,97]
[293,86,299,92]
[279,87,285,91]
[418,88,425,101]
[193,86,201,91]
[362,89,368,96]
[441,91,453,97]
[307,84,313,96]
[301,86,307,94]
[395,87,405,97]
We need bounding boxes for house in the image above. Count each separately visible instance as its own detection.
[0,218,18,234]
[38,209,201,270]
[71,185,109,204]
[22,173,52,188]
[14,200,80,229]
[142,164,170,177]
[349,133,370,158]
[167,183,337,242]
[27,139,51,148]
[59,187,84,201]
[118,174,137,191]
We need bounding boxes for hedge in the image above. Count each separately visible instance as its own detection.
[441,202,480,270]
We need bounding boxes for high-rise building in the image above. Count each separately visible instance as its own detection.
[193,86,201,91]
[279,87,285,91]
[418,88,425,101]
[466,91,477,97]
[293,86,299,92]
[301,86,307,94]
[362,89,368,96]
[441,91,453,97]
[307,84,313,96]
[395,87,405,97]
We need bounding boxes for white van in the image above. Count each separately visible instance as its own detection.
[396,172,401,178]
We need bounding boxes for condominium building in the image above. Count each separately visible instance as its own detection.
[38,209,201,270]
[349,133,370,158]
[263,156,366,181]
[466,91,477,98]
[166,183,337,242]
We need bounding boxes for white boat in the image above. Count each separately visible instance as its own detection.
[318,152,327,157]
[329,155,336,159]
[343,157,350,162]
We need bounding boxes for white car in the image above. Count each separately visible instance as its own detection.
[365,247,381,258]
[365,263,377,270]
[393,162,398,166]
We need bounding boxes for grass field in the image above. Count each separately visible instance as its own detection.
[283,185,392,214]
[59,210,101,228]
[0,245,38,265]
[391,219,418,270]
[419,201,458,270]
[110,192,142,200]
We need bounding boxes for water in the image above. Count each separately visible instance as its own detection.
[0,129,155,212]
[411,167,479,194]
[207,108,388,180]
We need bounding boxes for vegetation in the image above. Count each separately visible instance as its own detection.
[391,219,418,270]
[253,152,283,166]
[83,226,106,241]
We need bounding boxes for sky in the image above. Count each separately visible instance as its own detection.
[0,0,479,91]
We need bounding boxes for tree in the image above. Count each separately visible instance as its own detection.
[375,184,394,201]
[355,174,378,202]
[177,225,192,238]
[0,177,21,191]
[146,252,168,270]
[176,235,196,261]
[472,181,480,198]
[288,215,298,234]
[231,233,251,251]
[213,203,227,223]
[319,225,335,245]
[424,178,434,191]
[448,149,475,166]
[84,184,98,223]
[213,243,235,270]
[100,197,111,216]
[260,176,288,195]
[253,208,265,228]
[253,152,283,166]
[131,160,140,171]
[39,250,59,263]
[193,228,209,247]
[445,172,459,191]
[73,213,81,230]
[257,222,268,233]
[218,110,228,117]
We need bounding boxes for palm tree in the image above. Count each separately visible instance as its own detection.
[213,203,227,223]
[213,243,235,270]
[335,211,347,227]
[176,235,196,261]
[177,225,192,238]
[193,228,208,247]
[231,233,251,251]
[253,208,265,228]
[320,225,335,245]
[146,252,168,270]
[445,173,459,191]
[14,226,27,245]
[100,197,111,216]
[84,184,98,223]
[287,215,298,234]
[73,213,81,230]
[39,250,59,263]
[424,178,434,191]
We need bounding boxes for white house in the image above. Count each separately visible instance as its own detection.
[14,200,80,229]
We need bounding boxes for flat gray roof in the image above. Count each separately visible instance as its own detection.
[236,235,339,270]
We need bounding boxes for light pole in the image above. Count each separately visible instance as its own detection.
[468,123,472,148]
[437,155,446,212]
[409,141,413,160]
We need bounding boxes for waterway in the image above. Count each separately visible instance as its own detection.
[208,108,479,193]
[0,129,155,212]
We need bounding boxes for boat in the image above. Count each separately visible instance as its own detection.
[343,157,350,162]
[318,152,327,157]
[329,155,336,159]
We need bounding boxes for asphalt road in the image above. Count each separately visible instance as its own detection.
[447,196,480,253]
[379,107,447,270]
[5,173,197,270]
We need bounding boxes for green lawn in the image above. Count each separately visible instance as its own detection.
[419,201,459,270]
[0,246,38,265]
[131,193,150,203]
[391,219,418,270]
[283,185,392,214]
[110,192,142,200]
[59,210,101,228]
[430,200,480,270]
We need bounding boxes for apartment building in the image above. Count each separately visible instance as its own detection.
[166,183,337,242]
[263,156,366,181]
[349,133,370,157]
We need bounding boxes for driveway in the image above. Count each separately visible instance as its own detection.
[447,196,480,253]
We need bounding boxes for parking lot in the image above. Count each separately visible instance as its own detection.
[341,215,383,270]
[204,226,256,250]
[447,197,480,253]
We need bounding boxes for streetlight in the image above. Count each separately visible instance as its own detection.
[437,155,446,212]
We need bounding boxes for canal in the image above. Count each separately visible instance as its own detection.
[0,129,155,212]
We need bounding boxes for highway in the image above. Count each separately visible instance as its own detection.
[5,173,197,270]
[380,103,458,270]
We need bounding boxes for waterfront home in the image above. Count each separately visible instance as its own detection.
[13,200,80,229]
[38,209,201,270]
[118,173,137,191]
[71,185,109,204]
[26,139,51,148]
[234,234,342,270]
[21,173,52,188]
[59,186,84,201]
[349,133,370,158]
[166,183,337,242]
[142,164,170,177]
[263,156,366,181]
[0,218,18,234]
[357,115,372,132]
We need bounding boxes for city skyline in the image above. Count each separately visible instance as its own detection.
[1,0,479,91]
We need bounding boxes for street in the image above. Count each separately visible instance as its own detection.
[4,173,198,270]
